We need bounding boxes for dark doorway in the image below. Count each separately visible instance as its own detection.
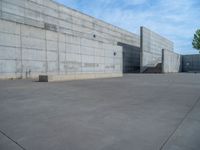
[182,54,200,72]
[118,42,140,73]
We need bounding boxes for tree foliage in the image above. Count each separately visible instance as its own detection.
[192,29,200,52]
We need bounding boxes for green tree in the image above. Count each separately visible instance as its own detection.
[192,29,200,53]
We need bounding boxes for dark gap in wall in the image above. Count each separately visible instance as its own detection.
[182,54,200,73]
[117,42,140,73]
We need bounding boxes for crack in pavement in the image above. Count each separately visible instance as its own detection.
[159,95,200,150]
[0,129,26,150]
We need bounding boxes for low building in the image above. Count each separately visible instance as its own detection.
[1,0,196,81]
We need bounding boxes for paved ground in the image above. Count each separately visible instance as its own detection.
[0,74,200,150]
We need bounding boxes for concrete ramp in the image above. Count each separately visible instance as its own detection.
[143,63,162,73]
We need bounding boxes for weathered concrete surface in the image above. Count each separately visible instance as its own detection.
[0,19,123,80]
[1,0,187,76]
[140,27,174,72]
[162,97,200,150]
[0,0,140,79]
[162,49,181,73]
[0,74,200,150]
[0,133,22,150]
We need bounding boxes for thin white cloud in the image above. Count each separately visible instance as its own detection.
[125,0,148,5]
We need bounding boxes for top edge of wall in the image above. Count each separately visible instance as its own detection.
[46,0,139,38]
[140,26,174,46]
[182,54,200,56]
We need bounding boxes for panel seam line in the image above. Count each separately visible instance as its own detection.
[0,129,26,150]
[159,95,200,150]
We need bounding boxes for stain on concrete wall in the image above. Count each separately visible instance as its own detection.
[0,0,140,79]
[0,19,123,78]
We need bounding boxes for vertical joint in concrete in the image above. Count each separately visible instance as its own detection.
[162,49,165,73]
[57,33,60,74]
[140,26,143,73]
[19,24,23,78]
[45,30,48,74]
[0,0,2,18]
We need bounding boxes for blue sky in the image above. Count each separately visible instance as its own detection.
[55,0,200,54]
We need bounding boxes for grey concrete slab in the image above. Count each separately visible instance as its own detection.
[0,74,200,150]
[140,27,174,72]
[0,131,22,150]
[162,49,181,73]
[162,96,200,150]
[0,0,142,79]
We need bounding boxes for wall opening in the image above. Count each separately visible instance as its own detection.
[117,42,140,73]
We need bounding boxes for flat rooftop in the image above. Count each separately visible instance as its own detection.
[0,74,200,150]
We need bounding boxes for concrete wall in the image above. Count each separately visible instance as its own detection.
[140,27,174,72]
[182,54,200,72]
[162,49,181,73]
[0,0,140,79]
[118,42,140,73]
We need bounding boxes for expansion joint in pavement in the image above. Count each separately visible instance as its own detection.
[159,95,200,150]
[0,129,26,150]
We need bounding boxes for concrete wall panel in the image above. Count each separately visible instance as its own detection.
[4,0,25,8]
[22,37,46,50]
[47,61,58,73]
[21,25,45,39]
[0,60,18,73]
[25,0,43,13]
[0,19,20,34]
[2,14,23,26]
[0,47,20,60]
[22,60,46,73]
[22,49,45,61]
[0,0,127,79]
[1,0,139,46]
[46,40,57,51]
[47,51,57,61]
[2,2,25,17]
[162,49,181,73]
[140,27,173,72]
[0,32,20,47]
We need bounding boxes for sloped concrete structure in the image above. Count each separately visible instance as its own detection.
[0,0,140,80]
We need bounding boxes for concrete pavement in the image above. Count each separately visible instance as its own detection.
[0,74,200,150]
